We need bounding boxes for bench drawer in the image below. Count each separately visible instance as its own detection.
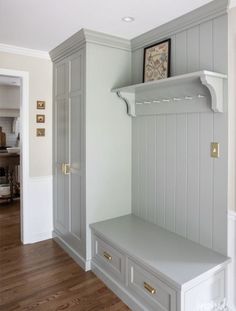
[92,235,125,283]
[128,259,176,311]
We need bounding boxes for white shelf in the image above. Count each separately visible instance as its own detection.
[112,71,227,117]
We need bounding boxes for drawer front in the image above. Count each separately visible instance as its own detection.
[128,259,176,311]
[92,235,125,282]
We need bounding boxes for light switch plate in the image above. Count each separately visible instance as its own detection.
[211,142,220,158]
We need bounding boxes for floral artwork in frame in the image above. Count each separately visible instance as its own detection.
[143,39,171,82]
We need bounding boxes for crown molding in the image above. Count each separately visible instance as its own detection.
[131,0,229,51]
[0,43,50,59]
[50,28,131,62]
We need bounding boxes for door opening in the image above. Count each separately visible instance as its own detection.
[0,69,29,244]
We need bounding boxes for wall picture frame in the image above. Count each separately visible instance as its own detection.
[36,114,45,123]
[36,128,45,137]
[37,100,46,109]
[143,39,171,82]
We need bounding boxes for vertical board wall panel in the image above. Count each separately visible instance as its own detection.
[156,116,166,228]
[187,27,200,73]
[213,15,228,74]
[199,113,214,249]
[132,119,139,217]
[131,14,228,253]
[186,114,200,243]
[175,31,187,75]
[146,117,156,223]
[199,21,213,71]
[175,114,187,238]
[139,118,148,220]
[165,115,177,232]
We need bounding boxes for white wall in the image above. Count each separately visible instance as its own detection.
[0,51,52,177]
[0,51,53,244]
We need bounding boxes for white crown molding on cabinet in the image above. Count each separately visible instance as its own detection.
[0,43,50,59]
[50,28,131,62]
[131,0,229,51]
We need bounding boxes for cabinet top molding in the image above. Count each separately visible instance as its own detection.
[112,71,227,117]
[50,28,131,62]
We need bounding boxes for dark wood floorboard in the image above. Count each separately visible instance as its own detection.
[0,201,130,311]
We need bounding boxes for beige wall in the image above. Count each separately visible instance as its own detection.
[228,8,236,212]
[0,51,52,177]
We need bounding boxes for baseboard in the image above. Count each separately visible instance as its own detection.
[24,231,52,244]
[228,211,236,311]
[91,260,148,311]
[53,231,91,271]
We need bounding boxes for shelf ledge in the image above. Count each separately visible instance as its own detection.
[112,71,227,117]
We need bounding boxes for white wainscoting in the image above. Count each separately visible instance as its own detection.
[23,175,53,244]
[228,210,236,311]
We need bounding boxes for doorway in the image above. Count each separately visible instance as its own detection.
[0,68,29,244]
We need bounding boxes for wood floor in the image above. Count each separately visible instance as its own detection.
[0,201,130,311]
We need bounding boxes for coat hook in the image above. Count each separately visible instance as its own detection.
[162,99,170,102]
[185,96,193,100]
[136,102,143,105]
[197,94,205,98]
[173,97,182,101]
[153,100,161,103]
[144,101,151,104]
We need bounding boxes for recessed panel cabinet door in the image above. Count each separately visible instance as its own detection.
[53,49,85,258]
[67,51,85,255]
[53,60,70,235]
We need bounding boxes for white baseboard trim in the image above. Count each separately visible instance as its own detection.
[53,231,91,271]
[91,260,147,311]
[228,210,236,311]
[25,231,52,244]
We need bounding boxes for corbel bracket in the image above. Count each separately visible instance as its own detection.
[200,73,225,113]
[116,91,136,117]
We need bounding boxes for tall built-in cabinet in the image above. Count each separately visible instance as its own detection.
[50,29,132,270]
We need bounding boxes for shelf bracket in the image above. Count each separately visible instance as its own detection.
[200,74,224,113]
[116,91,135,117]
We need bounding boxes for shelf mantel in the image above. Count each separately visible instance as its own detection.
[112,71,227,117]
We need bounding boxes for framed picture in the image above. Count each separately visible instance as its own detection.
[143,39,171,82]
[37,100,46,109]
[36,128,45,137]
[36,114,45,123]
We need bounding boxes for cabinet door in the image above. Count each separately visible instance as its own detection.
[67,50,85,255]
[53,50,85,258]
[53,59,70,236]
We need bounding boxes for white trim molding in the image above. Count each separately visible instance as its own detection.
[0,43,50,59]
[228,210,236,311]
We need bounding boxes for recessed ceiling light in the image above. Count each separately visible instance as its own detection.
[122,16,135,23]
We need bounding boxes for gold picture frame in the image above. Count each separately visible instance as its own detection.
[36,128,45,137]
[37,100,46,109]
[36,114,45,123]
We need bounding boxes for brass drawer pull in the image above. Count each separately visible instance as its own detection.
[103,251,112,261]
[144,282,156,294]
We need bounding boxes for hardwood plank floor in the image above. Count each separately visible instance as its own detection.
[0,201,130,311]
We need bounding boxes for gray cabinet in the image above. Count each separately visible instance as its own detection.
[51,29,132,270]
[53,50,86,259]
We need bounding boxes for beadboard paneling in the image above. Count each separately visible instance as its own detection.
[132,112,226,252]
[131,14,228,254]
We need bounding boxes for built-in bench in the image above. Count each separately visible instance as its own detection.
[90,215,230,311]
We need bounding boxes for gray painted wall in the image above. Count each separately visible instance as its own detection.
[131,13,228,255]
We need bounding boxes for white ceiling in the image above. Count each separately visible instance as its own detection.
[0,76,20,86]
[0,0,213,52]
